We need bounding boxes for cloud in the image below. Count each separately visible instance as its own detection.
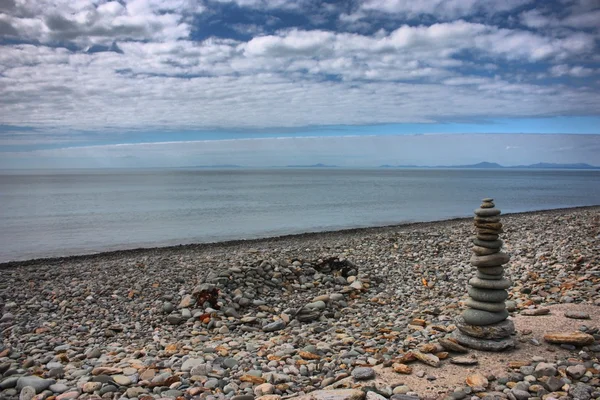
[550,64,596,77]
[0,0,203,46]
[0,0,599,145]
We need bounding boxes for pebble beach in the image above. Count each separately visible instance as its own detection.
[1,206,600,400]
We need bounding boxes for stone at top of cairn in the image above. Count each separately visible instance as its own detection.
[452,198,516,351]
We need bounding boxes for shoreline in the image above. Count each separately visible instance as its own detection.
[1,205,599,399]
[2,204,599,269]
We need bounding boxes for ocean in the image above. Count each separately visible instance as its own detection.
[1,168,599,262]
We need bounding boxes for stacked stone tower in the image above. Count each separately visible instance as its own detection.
[453,198,516,351]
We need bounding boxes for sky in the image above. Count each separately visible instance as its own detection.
[1,0,599,167]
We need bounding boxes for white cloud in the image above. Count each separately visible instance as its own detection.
[550,64,596,77]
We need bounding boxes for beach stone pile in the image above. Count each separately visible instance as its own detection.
[453,198,516,351]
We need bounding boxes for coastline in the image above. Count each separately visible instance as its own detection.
[1,204,599,268]
[1,205,599,399]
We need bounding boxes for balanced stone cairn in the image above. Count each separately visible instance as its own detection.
[453,198,516,351]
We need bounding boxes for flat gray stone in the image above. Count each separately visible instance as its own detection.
[463,308,509,325]
[476,233,499,241]
[470,252,510,267]
[474,208,501,217]
[263,320,286,332]
[476,271,503,280]
[455,316,515,339]
[465,299,506,312]
[468,277,511,290]
[351,367,375,381]
[565,311,590,319]
[16,377,54,394]
[452,330,515,352]
[472,238,503,249]
[476,266,504,275]
[467,287,508,303]
[472,246,500,256]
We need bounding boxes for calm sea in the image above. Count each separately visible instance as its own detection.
[1,168,599,262]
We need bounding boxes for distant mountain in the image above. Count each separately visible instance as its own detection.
[187,164,242,168]
[286,163,338,168]
[379,162,599,169]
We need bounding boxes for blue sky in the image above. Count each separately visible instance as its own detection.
[0,0,599,167]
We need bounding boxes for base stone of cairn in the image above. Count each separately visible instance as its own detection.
[452,198,516,351]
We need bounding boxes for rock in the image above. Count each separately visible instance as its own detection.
[304,389,365,400]
[19,386,36,400]
[49,384,69,394]
[254,383,275,396]
[351,367,375,380]
[178,294,195,308]
[86,348,102,359]
[472,246,500,256]
[410,351,440,367]
[566,364,587,379]
[450,357,478,365]
[468,277,511,290]
[111,375,131,386]
[565,311,590,319]
[470,253,510,267]
[56,391,79,400]
[16,377,54,393]
[521,308,550,316]
[452,330,516,351]
[466,373,488,388]
[166,314,183,325]
[455,316,514,338]
[82,382,102,393]
[534,362,557,378]
[569,382,593,400]
[472,238,503,249]
[262,320,286,332]
[543,332,595,346]
[545,376,565,392]
[465,299,506,312]
[474,208,501,217]
[392,364,412,374]
[467,288,508,303]
[475,271,503,280]
[181,358,204,372]
[365,392,387,400]
[91,367,122,375]
[162,302,175,314]
[462,308,509,325]
[438,338,468,353]
[510,389,530,400]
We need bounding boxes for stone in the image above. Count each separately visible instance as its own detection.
[455,316,514,338]
[521,308,550,316]
[463,308,509,325]
[543,332,595,346]
[166,314,183,325]
[534,362,557,378]
[392,363,412,374]
[471,246,499,256]
[465,299,506,313]
[475,271,503,280]
[566,364,586,379]
[466,373,488,388]
[111,375,131,386]
[476,234,499,242]
[453,330,516,351]
[351,367,375,380]
[467,287,508,303]
[438,338,468,353]
[474,208,501,217]
[178,294,195,308]
[410,351,440,367]
[19,386,36,400]
[545,376,565,392]
[510,389,530,400]
[450,357,478,365]
[365,392,387,400]
[181,358,204,372]
[470,252,510,267]
[565,311,590,319]
[468,277,511,290]
[472,238,503,249]
[476,266,504,275]
[304,389,365,400]
[263,320,286,332]
[16,377,54,394]
[83,382,102,393]
[49,384,69,394]
[162,302,175,314]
